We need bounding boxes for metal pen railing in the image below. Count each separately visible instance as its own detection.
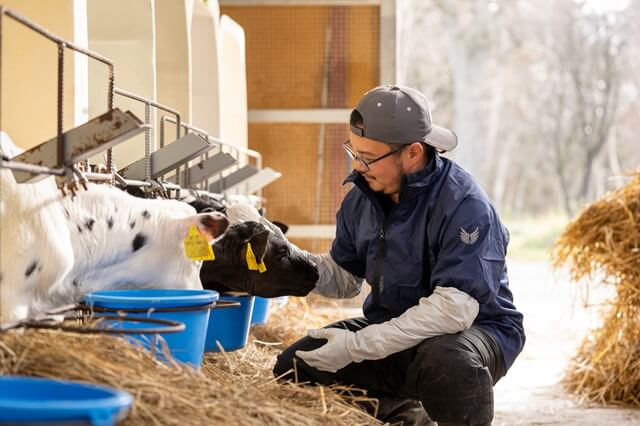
[0,7,117,175]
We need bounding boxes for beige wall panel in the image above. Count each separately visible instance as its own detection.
[250,123,318,224]
[289,238,333,254]
[221,6,328,109]
[190,0,222,138]
[220,5,379,110]
[1,0,86,150]
[219,15,248,152]
[219,5,380,230]
[250,123,351,225]
[346,6,379,106]
[87,0,156,168]
[155,0,192,141]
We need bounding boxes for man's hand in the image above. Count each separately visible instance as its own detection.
[296,287,480,373]
[295,328,354,373]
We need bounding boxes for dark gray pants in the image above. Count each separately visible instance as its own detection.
[273,317,506,426]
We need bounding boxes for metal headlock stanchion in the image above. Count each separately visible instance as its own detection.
[0,7,146,187]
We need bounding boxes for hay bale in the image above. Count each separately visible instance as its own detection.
[0,308,379,425]
[552,172,640,406]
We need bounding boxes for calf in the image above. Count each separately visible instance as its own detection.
[0,137,228,322]
[200,221,318,298]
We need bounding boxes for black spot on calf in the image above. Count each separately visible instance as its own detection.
[77,224,83,233]
[25,261,38,277]
[129,220,136,229]
[132,233,147,252]
[84,218,96,231]
[106,217,114,229]
[72,278,80,288]
[141,210,151,219]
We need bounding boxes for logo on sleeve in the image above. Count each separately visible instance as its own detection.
[459,227,479,245]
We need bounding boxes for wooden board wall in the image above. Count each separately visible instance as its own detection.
[221,5,380,251]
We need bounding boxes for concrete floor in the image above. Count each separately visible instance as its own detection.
[493,260,640,425]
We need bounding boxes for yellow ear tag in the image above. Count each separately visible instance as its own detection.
[184,225,215,261]
[246,242,267,273]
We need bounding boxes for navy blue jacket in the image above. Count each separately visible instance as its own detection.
[330,154,525,369]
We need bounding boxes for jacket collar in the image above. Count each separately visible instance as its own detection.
[343,153,444,203]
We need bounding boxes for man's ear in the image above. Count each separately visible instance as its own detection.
[409,142,423,159]
[247,230,270,262]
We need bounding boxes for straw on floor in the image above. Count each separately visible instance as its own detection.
[552,172,640,406]
[0,298,379,425]
[250,296,357,347]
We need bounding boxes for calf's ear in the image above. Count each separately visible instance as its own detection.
[248,230,270,262]
[272,221,289,235]
[186,212,229,241]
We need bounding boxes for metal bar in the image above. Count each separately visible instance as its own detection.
[106,59,116,179]
[159,114,166,148]
[190,188,224,199]
[1,8,115,112]
[166,152,237,185]
[57,43,65,168]
[161,116,262,166]
[158,115,186,149]
[115,177,180,191]
[1,7,120,184]
[10,109,148,183]
[119,132,213,180]
[2,8,114,68]
[144,103,151,180]
[234,167,282,194]
[208,164,260,193]
[114,87,180,119]
[75,172,185,192]
[114,87,181,149]
[0,157,188,194]
[0,159,65,177]
[248,108,351,123]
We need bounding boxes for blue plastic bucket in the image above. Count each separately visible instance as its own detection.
[0,376,133,426]
[250,296,270,325]
[205,294,255,352]
[83,289,218,367]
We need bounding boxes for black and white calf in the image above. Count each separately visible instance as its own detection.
[185,198,319,298]
[123,181,319,298]
[200,221,318,298]
[0,139,228,322]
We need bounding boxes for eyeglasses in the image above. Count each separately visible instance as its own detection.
[342,140,404,172]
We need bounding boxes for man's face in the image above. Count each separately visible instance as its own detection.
[348,133,407,197]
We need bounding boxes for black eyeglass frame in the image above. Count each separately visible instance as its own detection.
[342,140,405,172]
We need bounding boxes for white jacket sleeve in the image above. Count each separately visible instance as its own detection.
[276,233,362,299]
[346,286,480,362]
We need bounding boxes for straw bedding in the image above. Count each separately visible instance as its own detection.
[0,298,380,425]
[552,173,640,406]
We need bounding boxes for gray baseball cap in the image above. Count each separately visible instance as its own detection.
[350,85,458,151]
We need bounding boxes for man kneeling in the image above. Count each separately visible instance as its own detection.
[273,85,525,426]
